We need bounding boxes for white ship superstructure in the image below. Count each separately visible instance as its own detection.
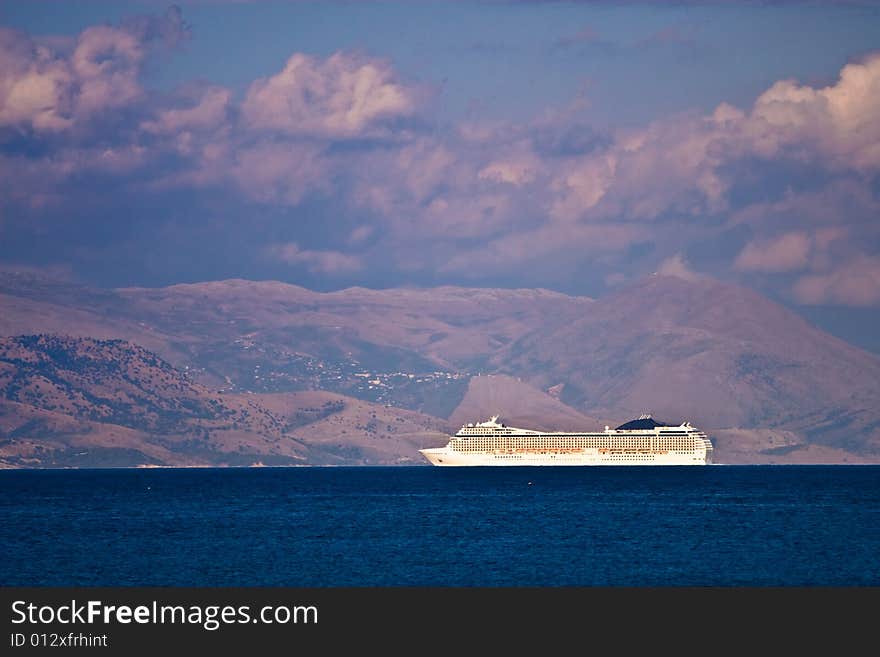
[420,415,713,466]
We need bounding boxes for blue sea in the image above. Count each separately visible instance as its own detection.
[1,466,878,586]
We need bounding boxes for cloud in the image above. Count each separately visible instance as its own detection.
[225,142,330,206]
[0,42,426,216]
[140,49,427,206]
[734,232,812,273]
[141,86,231,136]
[70,26,145,117]
[231,50,880,287]
[0,28,75,132]
[439,222,640,278]
[268,242,362,274]
[745,53,880,171]
[548,114,730,225]
[478,155,539,186]
[3,8,880,309]
[549,151,617,221]
[347,225,374,245]
[394,138,459,201]
[794,257,880,306]
[730,179,878,231]
[548,52,880,226]
[656,254,701,282]
[0,8,189,134]
[242,52,418,139]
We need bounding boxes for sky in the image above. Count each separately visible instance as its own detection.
[1,1,880,351]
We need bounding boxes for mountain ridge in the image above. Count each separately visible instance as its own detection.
[1,271,878,465]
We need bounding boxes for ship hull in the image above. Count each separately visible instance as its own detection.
[419,447,710,466]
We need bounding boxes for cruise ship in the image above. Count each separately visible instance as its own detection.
[420,415,713,466]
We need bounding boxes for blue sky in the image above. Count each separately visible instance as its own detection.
[1,1,880,350]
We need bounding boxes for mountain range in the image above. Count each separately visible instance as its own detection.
[1,270,878,466]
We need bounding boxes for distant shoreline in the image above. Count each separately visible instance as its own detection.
[3,462,879,471]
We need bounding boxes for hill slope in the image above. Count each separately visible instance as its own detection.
[0,335,449,467]
[449,374,607,431]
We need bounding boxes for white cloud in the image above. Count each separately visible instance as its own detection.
[478,151,541,186]
[70,26,144,117]
[746,53,880,171]
[656,254,701,282]
[549,152,617,221]
[0,26,148,133]
[141,86,231,136]
[242,52,417,139]
[734,232,812,273]
[0,28,74,132]
[545,53,880,228]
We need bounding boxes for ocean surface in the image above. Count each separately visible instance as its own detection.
[1,465,879,586]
